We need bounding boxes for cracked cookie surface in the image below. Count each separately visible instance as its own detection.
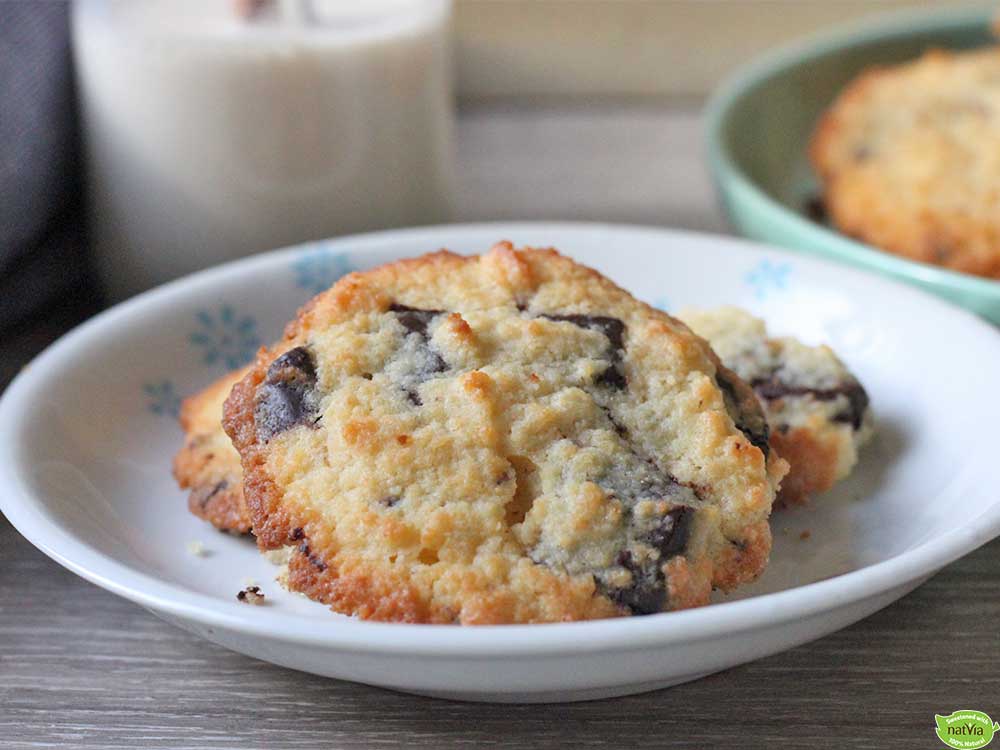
[680,306,873,506]
[224,244,788,623]
[810,47,1000,279]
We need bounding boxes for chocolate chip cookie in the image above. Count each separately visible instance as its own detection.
[680,306,873,506]
[810,47,1000,278]
[174,368,252,534]
[223,243,788,623]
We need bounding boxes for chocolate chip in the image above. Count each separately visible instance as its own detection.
[541,314,624,351]
[379,495,401,507]
[589,408,701,615]
[752,376,870,431]
[715,369,770,456]
[831,381,870,431]
[290,527,305,541]
[647,506,693,558]
[299,542,327,571]
[388,303,450,406]
[608,551,665,615]
[390,303,444,338]
[194,480,228,510]
[596,365,627,389]
[539,314,627,389]
[805,195,828,224]
[255,346,321,442]
[603,506,694,615]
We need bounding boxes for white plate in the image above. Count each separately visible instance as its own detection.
[2,223,998,703]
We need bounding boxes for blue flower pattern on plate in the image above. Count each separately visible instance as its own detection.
[292,246,353,296]
[188,305,261,370]
[745,259,792,300]
[144,380,181,418]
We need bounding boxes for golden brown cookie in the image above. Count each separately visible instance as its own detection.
[174,368,252,534]
[680,306,873,506]
[223,243,788,624]
[810,47,1000,279]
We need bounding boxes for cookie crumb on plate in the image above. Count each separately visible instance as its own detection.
[236,586,266,605]
[186,540,208,557]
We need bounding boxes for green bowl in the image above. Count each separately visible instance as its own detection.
[706,5,1000,324]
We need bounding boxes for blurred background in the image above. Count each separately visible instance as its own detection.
[0,0,957,338]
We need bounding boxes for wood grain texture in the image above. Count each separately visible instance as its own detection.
[1,105,997,749]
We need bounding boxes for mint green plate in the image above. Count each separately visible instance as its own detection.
[706,6,1000,324]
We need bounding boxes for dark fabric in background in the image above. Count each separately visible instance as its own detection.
[0,1,91,328]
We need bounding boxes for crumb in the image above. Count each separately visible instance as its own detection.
[799,530,811,541]
[186,540,208,557]
[236,586,266,605]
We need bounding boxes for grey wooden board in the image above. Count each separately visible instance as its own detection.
[1,104,998,749]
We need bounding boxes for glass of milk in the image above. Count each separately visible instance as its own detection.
[73,0,454,300]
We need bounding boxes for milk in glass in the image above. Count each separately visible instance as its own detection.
[73,0,454,299]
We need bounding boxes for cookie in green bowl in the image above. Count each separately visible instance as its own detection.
[706,6,1000,324]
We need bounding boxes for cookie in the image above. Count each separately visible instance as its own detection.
[810,47,1000,279]
[174,368,252,534]
[223,243,788,624]
[680,306,873,506]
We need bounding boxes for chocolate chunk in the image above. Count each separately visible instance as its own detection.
[540,314,627,389]
[646,506,694,559]
[541,314,624,352]
[831,381,870,431]
[606,508,693,616]
[390,303,444,338]
[194,480,228,510]
[388,303,450,406]
[595,365,627,389]
[299,542,327,571]
[715,369,770,456]
[752,376,870,430]
[255,346,321,442]
[290,527,305,541]
[805,195,828,224]
[608,551,665,615]
[592,415,700,615]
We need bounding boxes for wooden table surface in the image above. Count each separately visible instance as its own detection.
[2,104,998,749]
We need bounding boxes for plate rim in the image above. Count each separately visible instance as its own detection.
[2,221,998,657]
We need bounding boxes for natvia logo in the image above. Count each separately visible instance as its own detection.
[935,710,999,749]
